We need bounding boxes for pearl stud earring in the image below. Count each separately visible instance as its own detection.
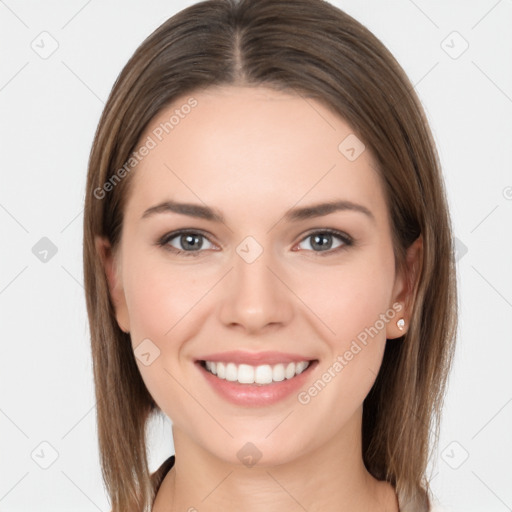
[397,318,405,331]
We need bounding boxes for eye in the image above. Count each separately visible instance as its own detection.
[158,230,216,257]
[295,229,353,255]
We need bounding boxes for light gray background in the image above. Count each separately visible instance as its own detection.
[1,1,511,511]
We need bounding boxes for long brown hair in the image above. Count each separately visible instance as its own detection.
[83,1,457,510]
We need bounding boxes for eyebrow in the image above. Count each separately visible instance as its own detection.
[141,199,375,224]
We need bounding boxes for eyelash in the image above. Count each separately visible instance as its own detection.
[156,228,354,258]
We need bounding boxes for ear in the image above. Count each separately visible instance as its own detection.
[95,236,131,333]
[386,235,423,339]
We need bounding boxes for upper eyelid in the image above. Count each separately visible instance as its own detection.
[160,228,218,247]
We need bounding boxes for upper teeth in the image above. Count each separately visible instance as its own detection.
[204,361,310,385]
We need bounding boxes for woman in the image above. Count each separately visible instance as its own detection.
[83,0,457,510]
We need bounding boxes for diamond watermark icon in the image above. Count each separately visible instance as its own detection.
[338,134,365,161]
[237,442,263,468]
[32,237,58,263]
[31,441,59,469]
[134,338,161,366]
[441,441,469,470]
[31,31,59,59]
[441,31,469,60]
[236,236,263,264]
[454,237,468,262]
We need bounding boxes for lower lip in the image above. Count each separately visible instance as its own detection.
[196,360,318,407]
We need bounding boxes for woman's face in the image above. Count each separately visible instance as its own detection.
[101,85,413,466]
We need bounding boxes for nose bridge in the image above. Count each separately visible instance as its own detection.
[218,236,293,331]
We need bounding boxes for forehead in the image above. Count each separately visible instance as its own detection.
[126,86,386,223]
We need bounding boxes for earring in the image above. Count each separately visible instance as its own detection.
[397,318,405,331]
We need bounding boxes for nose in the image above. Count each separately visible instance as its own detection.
[218,244,294,334]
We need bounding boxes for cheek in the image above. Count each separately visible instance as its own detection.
[296,249,396,401]
[123,250,203,342]
[121,251,204,420]
[300,250,396,343]
[121,249,216,409]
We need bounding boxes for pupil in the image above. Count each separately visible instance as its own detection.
[312,233,332,251]
[182,234,201,250]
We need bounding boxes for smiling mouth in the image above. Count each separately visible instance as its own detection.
[198,359,318,386]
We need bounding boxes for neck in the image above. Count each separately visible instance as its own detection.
[159,408,398,512]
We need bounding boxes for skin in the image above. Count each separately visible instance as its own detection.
[98,86,422,511]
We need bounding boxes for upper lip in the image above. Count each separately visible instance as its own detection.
[196,351,316,366]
